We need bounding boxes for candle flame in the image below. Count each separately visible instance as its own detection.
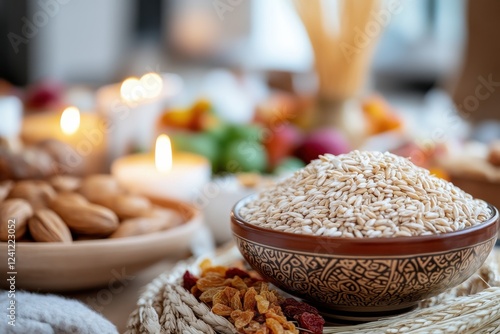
[120,77,141,102]
[140,73,163,98]
[60,106,80,135]
[155,134,172,173]
[121,73,163,102]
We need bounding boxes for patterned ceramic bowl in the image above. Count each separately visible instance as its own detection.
[231,196,499,322]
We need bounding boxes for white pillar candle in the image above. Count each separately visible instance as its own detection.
[111,134,211,202]
[96,73,183,164]
[21,107,107,174]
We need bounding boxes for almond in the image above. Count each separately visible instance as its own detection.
[50,175,81,192]
[79,174,121,205]
[0,180,13,202]
[51,192,88,206]
[109,217,171,239]
[50,199,119,236]
[147,206,183,227]
[100,194,151,219]
[29,209,72,243]
[0,199,33,241]
[8,180,56,210]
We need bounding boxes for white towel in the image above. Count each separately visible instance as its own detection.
[0,291,118,334]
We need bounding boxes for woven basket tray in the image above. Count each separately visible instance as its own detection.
[126,246,500,334]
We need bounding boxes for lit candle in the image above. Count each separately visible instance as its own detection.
[21,107,107,174]
[111,134,211,202]
[96,73,183,163]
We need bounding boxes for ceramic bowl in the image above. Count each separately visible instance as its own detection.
[231,196,499,322]
[0,197,202,292]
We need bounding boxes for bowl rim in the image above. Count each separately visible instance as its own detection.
[231,194,499,256]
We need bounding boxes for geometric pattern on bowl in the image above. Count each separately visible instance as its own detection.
[235,236,495,309]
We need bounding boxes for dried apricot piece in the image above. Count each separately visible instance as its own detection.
[212,303,233,316]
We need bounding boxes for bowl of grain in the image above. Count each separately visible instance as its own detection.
[231,151,499,322]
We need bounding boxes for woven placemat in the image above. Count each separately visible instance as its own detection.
[125,247,500,334]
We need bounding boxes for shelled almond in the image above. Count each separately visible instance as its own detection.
[0,175,183,242]
[0,199,33,241]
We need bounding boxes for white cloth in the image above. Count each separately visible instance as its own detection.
[0,291,118,334]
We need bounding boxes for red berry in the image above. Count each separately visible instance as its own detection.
[225,267,250,279]
[298,312,325,334]
[182,271,198,291]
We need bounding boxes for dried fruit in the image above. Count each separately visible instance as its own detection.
[231,276,248,290]
[213,289,230,306]
[199,287,224,304]
[196,274,228,291]
[202,265,227,278]
[182,271,198,291]
[226,267,251,279]
[185,262,322,334]
[297,312,325,334]
[231,310,255,329]
[243,287,257,311]
[231,291,243,311]
[255,295,270,314]
[212,303,233,316]
[281,298,319,319]
[265,318,284,334]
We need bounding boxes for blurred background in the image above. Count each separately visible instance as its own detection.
[1,0,500,242]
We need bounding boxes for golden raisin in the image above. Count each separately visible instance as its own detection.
[196,274,228,292]
[266,318,284,334]
[231,310,254,329]
[230,291,243,311]
[256,295,270,314]
[212,303,233,316]
[244,287,258,311]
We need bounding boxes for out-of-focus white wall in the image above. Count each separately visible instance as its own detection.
[29,0,135,83]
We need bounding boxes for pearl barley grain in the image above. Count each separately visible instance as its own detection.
[240,151,491,238]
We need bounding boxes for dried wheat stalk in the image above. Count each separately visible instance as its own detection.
[323,287,500,334]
